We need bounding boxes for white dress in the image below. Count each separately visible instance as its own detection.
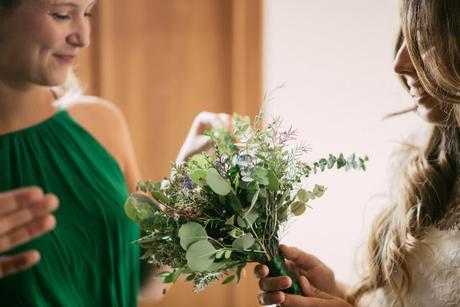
[361,203,460,307]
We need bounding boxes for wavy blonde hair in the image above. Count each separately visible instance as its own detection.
[348,1,460,306]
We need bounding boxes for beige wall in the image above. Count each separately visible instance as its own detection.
[263,0,424,283]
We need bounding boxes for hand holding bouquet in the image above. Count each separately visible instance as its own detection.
[125,113,367,294]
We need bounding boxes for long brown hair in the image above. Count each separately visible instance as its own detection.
[349,1,460,306]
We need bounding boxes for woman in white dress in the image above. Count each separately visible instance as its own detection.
[255,0,460,306]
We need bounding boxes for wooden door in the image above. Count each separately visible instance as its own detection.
[77,1,263,306]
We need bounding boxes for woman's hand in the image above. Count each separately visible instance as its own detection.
[0,187,58,278]
[255,245,350,306]
[258,275,353,307]
[176,112,231,163]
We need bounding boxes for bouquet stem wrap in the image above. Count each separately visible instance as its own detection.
[267,251,302,295]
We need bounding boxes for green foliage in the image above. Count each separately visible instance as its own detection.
[291,201,306,216]
[124,193,157,223]
[178,222,208,250]
[186,240,216,272]
[232,234,255,251]
[125,111,368,292]
[205,168,232,196]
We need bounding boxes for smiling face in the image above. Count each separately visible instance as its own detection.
[0,0,95,88]
[393,42,453,125]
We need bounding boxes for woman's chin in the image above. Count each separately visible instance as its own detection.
[37,75,67,87]
[415,106,452,126]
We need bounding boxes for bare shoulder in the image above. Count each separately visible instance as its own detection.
[65,97,129,172]
[66,97,125,125]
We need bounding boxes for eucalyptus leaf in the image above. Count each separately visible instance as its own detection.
[249,189,260,209]
[206,168,232,196]
[224,250,232,259]
[245,210,259,228]
[225,215,235,225]
[232,234,255,251]
[307,191,316,200]
[313,185,326,197]
[237,216,247,228]
[178,222,208,250]
[216,250,225,259]
[337,153,346,168]
[255,168,268,177]
[132,193,159,208]
[191,169,207,185]
[228,228,244,238]
[255,168,269,185]
[190,154,211,169]
[291,201,306,216]
[228,192,243,213]
[207,261,232,271]
[296,189,309,202]
[186,240,216,272]
[124,194,156,223]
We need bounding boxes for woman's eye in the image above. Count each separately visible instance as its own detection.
[84,12,93,18]
[50,13,72,20]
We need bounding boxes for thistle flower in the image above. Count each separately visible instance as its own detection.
[183,176,196,190]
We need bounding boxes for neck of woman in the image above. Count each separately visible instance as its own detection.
[0,82,56,135]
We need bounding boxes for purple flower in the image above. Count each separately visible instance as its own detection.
[183,175,196,189]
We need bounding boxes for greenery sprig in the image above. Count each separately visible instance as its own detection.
[125,113,368,293]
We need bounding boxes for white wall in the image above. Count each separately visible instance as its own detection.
[264,0,424,283]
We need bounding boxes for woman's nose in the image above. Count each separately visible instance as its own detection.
[67,19,91,48]
[393,42,415,76]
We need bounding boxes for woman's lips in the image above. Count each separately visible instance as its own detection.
[410,86,426,98]
[410,90,435,108]
[54,54,76,64]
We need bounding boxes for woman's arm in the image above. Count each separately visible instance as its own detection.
[176,112,231,163]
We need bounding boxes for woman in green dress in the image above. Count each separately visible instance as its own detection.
[0,0,228,305]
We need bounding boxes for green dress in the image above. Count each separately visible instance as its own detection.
[0,109,140,307]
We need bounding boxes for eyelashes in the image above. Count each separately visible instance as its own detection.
[50,13,71,20]
[49,12,93,21]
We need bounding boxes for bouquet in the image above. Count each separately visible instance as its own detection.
[125,113,368,294]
